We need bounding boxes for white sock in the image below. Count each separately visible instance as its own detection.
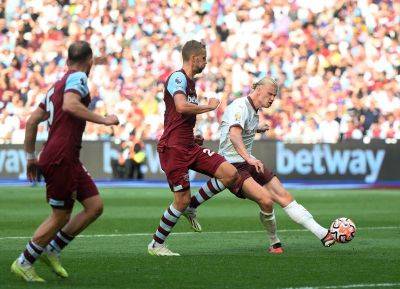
[259,210,280,245]
[283,200,328,239]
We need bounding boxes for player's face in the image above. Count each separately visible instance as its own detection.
[260,83,277,108]
[193,50,207,74]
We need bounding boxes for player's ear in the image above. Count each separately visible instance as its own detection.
[191,53,197,63]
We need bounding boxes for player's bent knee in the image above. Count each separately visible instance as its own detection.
[86,204,103,219]
[258,196,274,213]
[93,205,104,218]
[51,211,71,227]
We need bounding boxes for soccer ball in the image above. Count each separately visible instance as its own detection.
[330,217,356,243]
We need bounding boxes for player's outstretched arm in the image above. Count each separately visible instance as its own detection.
[63,92,119,125]
[174,93,220,115]
[229,126,264,173]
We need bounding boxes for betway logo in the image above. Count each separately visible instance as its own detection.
[0,149,26,179]
[276,142,385,183]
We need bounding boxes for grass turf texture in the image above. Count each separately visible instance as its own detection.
[0,187,399,289]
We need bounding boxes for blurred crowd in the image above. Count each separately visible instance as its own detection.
[0,0,399,146]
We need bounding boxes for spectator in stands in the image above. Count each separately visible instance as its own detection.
[0,0,398,146]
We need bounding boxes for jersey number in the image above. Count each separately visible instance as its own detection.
[45,87,55,126]
[203,148,215,157]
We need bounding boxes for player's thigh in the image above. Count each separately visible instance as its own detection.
[76,163,100,204]
[159,147,191,192]
[264,176,293,207]
[213,161,238,181]
[242,177,273,210]
[191,146,233,180]
[41,160,77,210]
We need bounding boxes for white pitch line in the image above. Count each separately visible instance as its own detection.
[0,226,398,241]
[281,282,400,289]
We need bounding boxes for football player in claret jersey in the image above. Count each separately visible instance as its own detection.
[186,78,336,253]
[11,41,119,282]
[148,40,240,256]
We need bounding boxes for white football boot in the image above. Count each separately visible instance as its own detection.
[183,207,202,232]
[148,240,180,256]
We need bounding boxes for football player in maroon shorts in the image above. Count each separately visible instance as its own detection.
[11,41,119,282]
[148,40,240,256]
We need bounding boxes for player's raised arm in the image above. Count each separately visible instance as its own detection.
[167,71,219,114]
[174,93,219,114]
[63,92,118,125]
[62,72,119,125]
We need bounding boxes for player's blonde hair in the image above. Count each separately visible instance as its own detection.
[252,77,278,90]
[252,77,279,96]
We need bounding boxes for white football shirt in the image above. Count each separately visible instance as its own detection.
[218,97,259,163]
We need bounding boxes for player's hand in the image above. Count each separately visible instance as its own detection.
[26,159,38,182]
[104,114,119,126]
[194,134,204,146]
[208,98,220,110]
[257,122,270,133]
[246,157,264,174]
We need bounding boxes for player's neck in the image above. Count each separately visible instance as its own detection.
[247,94,260,111]
[68,64,88,75]
[182,64,194,79]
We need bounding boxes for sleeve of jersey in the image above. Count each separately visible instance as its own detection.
[166,72,187,96]
[228,104,247,130]
[64,72,89,98]
[38,95,46,111]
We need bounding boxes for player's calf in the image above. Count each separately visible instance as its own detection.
[184,177,227,232]
[173,189,191,212]
[259,210,281,249]
[188,178,225,209]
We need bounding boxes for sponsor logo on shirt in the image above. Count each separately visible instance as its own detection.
[187,95,198,104]
[235,112,241,121]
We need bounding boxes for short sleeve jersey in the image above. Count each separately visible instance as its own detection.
[158,69,198,149]
[38,70,91,165]
[218,97,259,163]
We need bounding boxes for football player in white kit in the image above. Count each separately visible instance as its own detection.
[185,78,335,253]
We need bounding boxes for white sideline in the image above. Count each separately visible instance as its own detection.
[281,282,400,289]
[0,226,398,241]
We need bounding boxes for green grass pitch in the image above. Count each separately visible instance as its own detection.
[0,186,399,289]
